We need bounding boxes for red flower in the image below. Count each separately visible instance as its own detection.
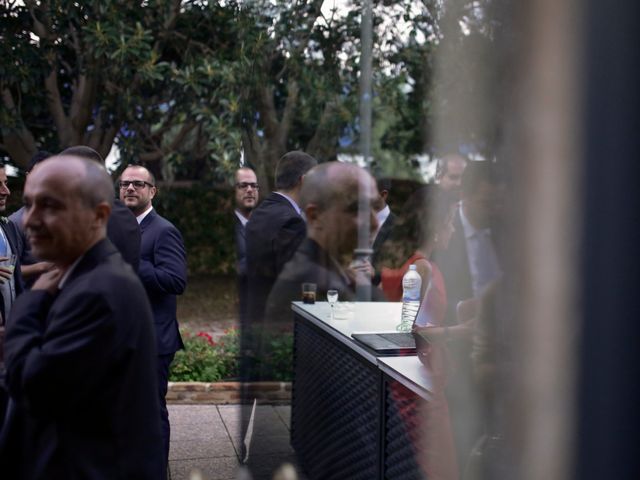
[197,331,215,346]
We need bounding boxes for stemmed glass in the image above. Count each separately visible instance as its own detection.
[327,289,339,320]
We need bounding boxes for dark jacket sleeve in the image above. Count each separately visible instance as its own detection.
[138,224,187,296]
[4,290,117,417]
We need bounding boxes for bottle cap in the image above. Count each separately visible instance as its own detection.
[409,264,417,270]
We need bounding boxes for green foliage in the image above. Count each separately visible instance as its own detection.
[152,184,236,275]
[169,327,294,382]
[170,328,239,382]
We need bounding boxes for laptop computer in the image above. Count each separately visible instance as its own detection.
[351,300,428,356]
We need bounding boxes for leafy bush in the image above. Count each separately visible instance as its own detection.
[169,327,294,382]
[170,328,239,382]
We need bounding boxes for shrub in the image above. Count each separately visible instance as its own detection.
[169,326,294,382]
[170,328,239,382]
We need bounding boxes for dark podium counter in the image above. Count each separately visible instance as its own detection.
[290,302,432,480]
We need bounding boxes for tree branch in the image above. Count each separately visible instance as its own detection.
[44,67,72,146]
[24,0,50,41]
[280,80,299,141]
[138,121,197,163]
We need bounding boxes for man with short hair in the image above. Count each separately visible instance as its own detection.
[1,155,163,478]
[437,153,468,197]
[234,167,259,279]
[245,151,317,323]
[119,164,187,476]
[61,146,141,272]
[234,167,259,322]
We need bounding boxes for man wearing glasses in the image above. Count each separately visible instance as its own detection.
[234,167,259,322]
[119,165,187,479]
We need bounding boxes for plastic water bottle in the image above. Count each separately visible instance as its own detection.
[397,264,422,332]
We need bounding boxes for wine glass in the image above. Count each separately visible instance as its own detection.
[327,289,339,320]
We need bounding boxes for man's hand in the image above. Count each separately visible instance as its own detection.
[347,259,374,281]
[21,261,55,279]
[0,256,15,284]
[31,268,64,294]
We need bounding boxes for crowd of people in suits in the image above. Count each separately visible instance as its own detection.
[0,147,187,479]
[235,151,506,479]
[0,143,504,478]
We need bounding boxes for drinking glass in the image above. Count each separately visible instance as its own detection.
[327,289,338,320]
[302,283,317,304]
[0,254,17,274]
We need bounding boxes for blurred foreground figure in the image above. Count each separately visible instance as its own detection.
[266,162,386,325]
[0,155,163,479]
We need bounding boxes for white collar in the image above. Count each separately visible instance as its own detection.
[235,209,249,227]
[274,191,302,216]
[136,205,154,224]
[376,204,390,226]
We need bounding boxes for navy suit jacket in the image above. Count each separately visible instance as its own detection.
[0,239,163,479]
[245,192,306,322]
[138,209,187,355]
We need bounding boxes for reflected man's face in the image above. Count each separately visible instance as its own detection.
[320,172,379,259]
[440,158,467,194]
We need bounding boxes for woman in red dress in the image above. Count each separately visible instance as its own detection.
[383,185,475,479]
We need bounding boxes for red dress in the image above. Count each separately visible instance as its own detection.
[381,252,427,301]
[391,260,459,479]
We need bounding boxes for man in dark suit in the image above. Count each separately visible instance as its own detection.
[245,151,317,324]
[0,155,163,479]
[234,167,259,322]
[371,177,396,286]
[435,161,503,325]
[120,164,187,474]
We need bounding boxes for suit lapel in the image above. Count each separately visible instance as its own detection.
[139,210,157,233]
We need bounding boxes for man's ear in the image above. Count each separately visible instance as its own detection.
[305,203,320,222]
[149,186,157,200]
[94,202,112,228]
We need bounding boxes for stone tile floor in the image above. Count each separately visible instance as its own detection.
[168,404,305,480]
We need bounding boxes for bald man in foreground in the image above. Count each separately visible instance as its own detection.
[265,162,386,326]
[0,156,162,479]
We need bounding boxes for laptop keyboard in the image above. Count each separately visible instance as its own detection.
[379,332,416,348]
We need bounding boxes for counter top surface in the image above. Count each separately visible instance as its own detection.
[292,301,434,396]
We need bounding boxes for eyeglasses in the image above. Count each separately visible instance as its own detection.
[119,180,154,190]
[236,182,259,190]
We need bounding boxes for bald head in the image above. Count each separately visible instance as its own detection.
[301,162,379,259]
[23,155,113,268]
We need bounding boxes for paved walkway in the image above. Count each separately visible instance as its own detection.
[168,404,303,480]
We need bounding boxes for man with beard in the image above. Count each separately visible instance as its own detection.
[234,167,259,312]
[119,165,187,478]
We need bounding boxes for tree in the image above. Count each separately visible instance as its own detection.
[0,0,241,180]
